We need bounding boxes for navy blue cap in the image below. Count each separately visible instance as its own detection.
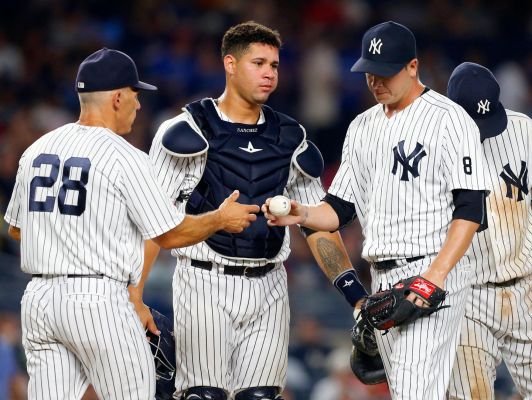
[75,48,157,93]
[351,21,417,77]
[447,62,507,140]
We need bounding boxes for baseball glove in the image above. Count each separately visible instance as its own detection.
[360,275,449,331]
[350,318,387,385]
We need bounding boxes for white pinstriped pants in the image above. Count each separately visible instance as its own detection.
[448,275,532,400]
[172,258,289,397]
[21,276,156,400]
[370,256,473,400]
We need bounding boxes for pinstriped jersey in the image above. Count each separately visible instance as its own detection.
[150,99,325,266]
[4,123,184,284]
[329,89,486,261]
[467,110,532,284]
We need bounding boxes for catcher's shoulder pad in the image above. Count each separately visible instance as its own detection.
[161,120,208,157]
[294,140,324,179]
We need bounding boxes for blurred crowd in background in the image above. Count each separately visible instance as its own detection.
[0,0,530,399]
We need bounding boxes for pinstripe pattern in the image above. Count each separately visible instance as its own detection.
[449,111,532,400]
[150,100,323,395]
[450,280,532,399]
[173,257,289,394]
[327,89,485,399]
[21,276,155,400]
[372,257,472,400]
[5,123,183,285]
[5,122,185,400]
[328,90,485,261]
[465,111,532,284]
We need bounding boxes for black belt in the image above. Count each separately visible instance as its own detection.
[190,259,276,278]
[485,278,520,288]
[32,274,105,279]
[372,256,425,271]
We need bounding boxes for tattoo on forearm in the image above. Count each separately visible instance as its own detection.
[301,205,309,225]
[316,237,349,280]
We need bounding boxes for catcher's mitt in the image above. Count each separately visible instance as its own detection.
[350,318,386,385]
[360,275,449,331]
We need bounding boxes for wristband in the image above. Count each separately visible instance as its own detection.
[333,269,367,307]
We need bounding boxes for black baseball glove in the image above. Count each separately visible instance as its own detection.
[350,318,387,385]
[360,275,449,331]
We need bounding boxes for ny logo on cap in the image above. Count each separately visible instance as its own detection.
[477,99,490,114]
[369,38,383,55]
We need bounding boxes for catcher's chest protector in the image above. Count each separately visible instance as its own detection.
[185,99,304,259]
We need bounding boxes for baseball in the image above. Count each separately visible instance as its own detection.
[269,195,291,216]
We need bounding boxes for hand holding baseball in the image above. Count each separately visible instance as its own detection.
[262,196,306,227]
[268,195,291,216]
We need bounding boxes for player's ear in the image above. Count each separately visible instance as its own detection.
[406,59,418,79]
[224,54,237,76]
[111,89,122,111]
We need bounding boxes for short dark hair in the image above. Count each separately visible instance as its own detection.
[221,21,282,59]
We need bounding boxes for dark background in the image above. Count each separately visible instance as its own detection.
[0,0,530,399]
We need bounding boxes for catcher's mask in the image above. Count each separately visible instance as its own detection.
[147,308,176,400]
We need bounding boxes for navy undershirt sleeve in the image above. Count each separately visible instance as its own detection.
[323,193,358,230]
[452,189,487,232]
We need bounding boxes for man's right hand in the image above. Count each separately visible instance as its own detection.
[131,298,160,336]
[262,197,307,227]
[218,190,260,233]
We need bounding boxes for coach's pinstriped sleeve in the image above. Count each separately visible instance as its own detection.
[119,148,184,240]
[4,153,27,228]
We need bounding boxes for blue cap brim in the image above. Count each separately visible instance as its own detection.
[474,102,508,140]
[133,81,158,91]
[350,58,405,77]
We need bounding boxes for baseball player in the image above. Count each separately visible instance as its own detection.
[264,21,487,399]
[446,63,532,399]
[4,48,258,400]
[129,21,366,400]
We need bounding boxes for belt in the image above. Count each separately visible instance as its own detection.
[190,259,276,278]
[485,277,520,288]
[32,274,105,279]
[372,256,426,271]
